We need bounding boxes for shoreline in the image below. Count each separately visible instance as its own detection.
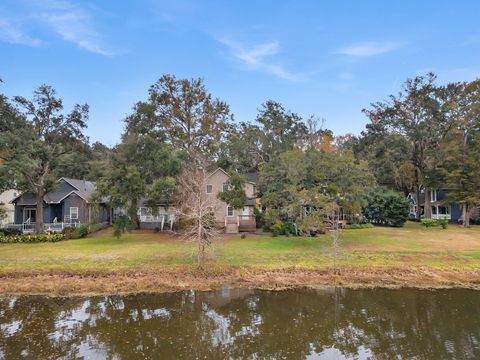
[1,266,480,297]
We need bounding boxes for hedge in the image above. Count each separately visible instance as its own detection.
[344,223,374,229]
[0,233,65,243]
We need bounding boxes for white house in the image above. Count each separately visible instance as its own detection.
[0,189,18,225]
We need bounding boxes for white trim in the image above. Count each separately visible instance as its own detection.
[69,207,79,220]
[226,206,234,217]
[206,167,230,179]
[57,177,81,191]
[55,190,89,203]
[23,207,36,223]
[430,190,437,202]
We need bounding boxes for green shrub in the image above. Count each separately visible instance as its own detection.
[88,223,109,234]
[240,233,247,239]
[438,218,448,229]
[421,218,449,229]
[62,227,77,239]
[0,228,23,236]
[254,207,264,229]
[113,215,133,238]
[363,188,410,227]
[271,220,284,237]
[470,217,480,225]
[76,225,89,238]
[264,209,281,229]
[421,218,438,228]
[345,223,374,229]
[173,218,195,231]
[0,233,65,243]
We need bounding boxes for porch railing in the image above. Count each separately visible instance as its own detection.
[431,214,451,220]
[0,222,80,234]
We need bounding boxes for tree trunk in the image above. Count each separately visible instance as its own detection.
[464,204,472,228]
[129,199,140,229]
[415,187,422,219]
[197,221,204,269]
[423,188,432,218]
[35,190,44,234]
[461,204,467,227]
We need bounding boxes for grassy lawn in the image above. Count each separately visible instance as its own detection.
[1,221,480,273]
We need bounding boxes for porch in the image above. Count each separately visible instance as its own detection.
[1,221,80,234]
[224,215,256,233]
[137,207,175,231]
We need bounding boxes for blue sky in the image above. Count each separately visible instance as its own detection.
[1,0,480,146]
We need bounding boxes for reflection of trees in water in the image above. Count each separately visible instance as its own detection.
[0,289,479,359]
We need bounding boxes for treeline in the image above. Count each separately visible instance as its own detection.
[1,72,479,232]
[353,73,480,226]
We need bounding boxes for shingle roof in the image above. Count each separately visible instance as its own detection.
[12,178,103,205]
[58,178,97,201]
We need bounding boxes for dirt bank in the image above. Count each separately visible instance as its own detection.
[1,266,480,296]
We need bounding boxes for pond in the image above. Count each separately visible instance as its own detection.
[0,288,479,359]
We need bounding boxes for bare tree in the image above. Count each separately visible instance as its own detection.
[175,163,218,269]
[327,205,343,275]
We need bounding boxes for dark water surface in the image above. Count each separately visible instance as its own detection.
[0,288,479,359]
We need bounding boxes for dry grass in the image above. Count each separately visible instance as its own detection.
[1,221,480,295]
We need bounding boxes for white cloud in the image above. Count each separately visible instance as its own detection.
[335,41,404,57]
[219,38,305,81]
[39,10,118,56]
[0,0,119,56]
[0,18,42,46]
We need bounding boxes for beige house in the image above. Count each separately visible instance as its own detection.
[0,189,18,225]
[205,168,257,233]
[135,168,258,233]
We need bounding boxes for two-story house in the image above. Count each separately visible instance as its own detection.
[205,168,257,233]
[136,168,258,233]
[408,186,478,222]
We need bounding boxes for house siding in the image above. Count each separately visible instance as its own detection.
[206,170,235,227]
[205,169,257,230]
[63,193,89,223]
[0,190,17,224]
[410,188,471,223]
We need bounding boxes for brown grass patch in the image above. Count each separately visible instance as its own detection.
[1,266,480,297]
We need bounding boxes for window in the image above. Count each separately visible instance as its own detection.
[70,207,79,220]
[438,206,450,215]
[222,183,230,192]
[430,190,437,202]
[206,184,213,194]
[23,208,36,223]
[226,206,234,217]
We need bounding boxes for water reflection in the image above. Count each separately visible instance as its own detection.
[1,288,479,359]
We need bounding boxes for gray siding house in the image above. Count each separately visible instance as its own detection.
[407,187,478,222]
[11,178,110,227]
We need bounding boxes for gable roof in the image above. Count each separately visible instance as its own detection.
[207,168,257,185]
[206,167,230,179]
[12,178,102,205]
[58,178,97,201]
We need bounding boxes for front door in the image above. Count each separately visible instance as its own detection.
[23,208,36,223]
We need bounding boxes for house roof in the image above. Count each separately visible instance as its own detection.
[12,178,103,205]
[206,167,230,179]
[207,167,258,185]
[57,178,97,202]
